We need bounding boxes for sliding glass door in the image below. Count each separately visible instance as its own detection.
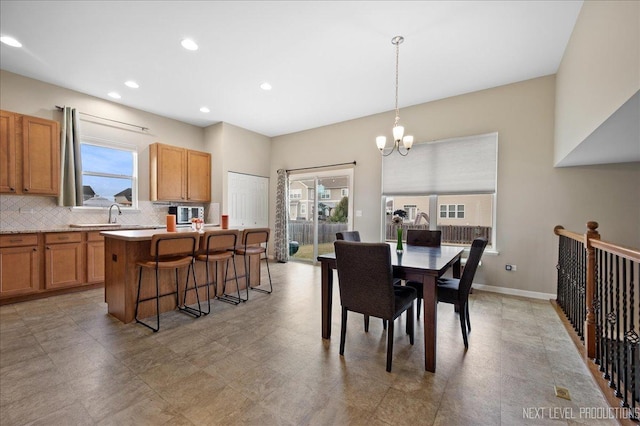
[288,168,353,263]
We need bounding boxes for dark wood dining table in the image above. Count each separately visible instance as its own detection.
[317,242,464,372]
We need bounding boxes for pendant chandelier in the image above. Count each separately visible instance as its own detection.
[376,35,414,157]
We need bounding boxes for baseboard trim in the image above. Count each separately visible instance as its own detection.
[472,283,555,300]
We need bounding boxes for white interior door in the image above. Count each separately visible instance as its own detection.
[227,172,268,228]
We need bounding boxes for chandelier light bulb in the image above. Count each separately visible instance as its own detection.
[402,135,414,150]
[376,136,387,150]
[392,125,405,142]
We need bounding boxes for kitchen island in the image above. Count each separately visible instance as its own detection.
[101,227,261,323]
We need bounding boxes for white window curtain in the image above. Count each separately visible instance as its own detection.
[58,107,83,206]
[382,132,498,195]
[274,169,290,262]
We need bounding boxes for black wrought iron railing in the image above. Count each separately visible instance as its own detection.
[555,222,640,421]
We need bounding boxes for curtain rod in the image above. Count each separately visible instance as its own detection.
[286,161,356,173]
[55,105,149,132]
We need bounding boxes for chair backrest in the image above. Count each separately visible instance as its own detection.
[150,232,199,258]
[242,228,270,246]
[334,241,395,319]
[335,231,361,242]
[202,229,238,253]
[406,230,441,247]
[457,237,488,301]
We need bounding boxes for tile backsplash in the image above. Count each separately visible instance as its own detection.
[0,195,220,231]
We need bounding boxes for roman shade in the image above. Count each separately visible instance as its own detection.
[382,132,498,195]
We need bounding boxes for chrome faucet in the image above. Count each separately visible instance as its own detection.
[108,203,122,224]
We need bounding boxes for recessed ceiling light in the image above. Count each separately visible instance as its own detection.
[181,39,198,51]
[108,92,121,99]
[260,82,272,91]
[200,107,210,113]
[124,81,139,89]
[0,36,22,48]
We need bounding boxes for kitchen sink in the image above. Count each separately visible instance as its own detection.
[69,223,122,228]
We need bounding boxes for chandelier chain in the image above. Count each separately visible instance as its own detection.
[394,39,400,126]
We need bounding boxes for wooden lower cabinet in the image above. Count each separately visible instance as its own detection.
[86,232,105,284]
[0,234,39,296]
[44,232,84,289]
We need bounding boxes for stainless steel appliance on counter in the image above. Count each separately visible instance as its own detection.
[168,205,204,224]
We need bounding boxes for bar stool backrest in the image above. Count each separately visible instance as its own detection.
[150,232,200,259]
[202,229,239,253]
[242,228,270,247]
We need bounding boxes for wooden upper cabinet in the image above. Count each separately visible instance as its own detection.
[187,149,211,202]
[0,110,17,193]
[150,142,211,202]
[22,115,60,195]
[0,110,60,196]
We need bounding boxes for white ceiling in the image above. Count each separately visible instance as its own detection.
[0,1,583,137]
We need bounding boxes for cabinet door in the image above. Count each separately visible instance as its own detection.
[0,246,39,296]
[0,110,17,194]
[86,239,105,283]
[45,242,83,289]
[22,115,60,195]
[151,143,186,201]
[187,149,211,202]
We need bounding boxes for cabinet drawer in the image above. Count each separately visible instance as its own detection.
[86,231,104,242]
[45,232,82,244]
[0,234,38,248]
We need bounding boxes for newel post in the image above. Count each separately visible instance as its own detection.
[584,221,600,358]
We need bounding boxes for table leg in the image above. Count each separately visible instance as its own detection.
[321,261,333,339]
[423,275,437,372]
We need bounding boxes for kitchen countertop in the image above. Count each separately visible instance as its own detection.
[101,225,228,241]
[0,225,164,234]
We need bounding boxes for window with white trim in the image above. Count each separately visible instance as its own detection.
[382,132,497,247]
[320,190,331,199]
[341,188,349,197]
[80,141,137,208]
[290,189,302,199]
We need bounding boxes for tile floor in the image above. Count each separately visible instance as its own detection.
[0,261,617,425]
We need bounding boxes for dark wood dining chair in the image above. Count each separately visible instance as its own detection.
[405,230,442,319]
[335,231,361,242]
[436,237,487,348]
[334,240,416,372]
[336,230,397,330]
[406,229,441,247]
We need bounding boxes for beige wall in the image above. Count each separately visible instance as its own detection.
[203,122,271,215]
[555,0,640,164]
[271,75,640,295]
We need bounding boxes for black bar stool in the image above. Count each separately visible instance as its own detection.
[234,228,272,301]
[135,231,201,332]
[195,229,242,311]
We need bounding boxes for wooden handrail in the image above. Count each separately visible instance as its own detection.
[591,239,640,262]
[553,225,583,242]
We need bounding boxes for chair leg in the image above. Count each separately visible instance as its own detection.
[406,303,415,343]
[364,315,370,332]
[416,295,422,319]
[459,303,469,349]
[340,307,348,356]
[251,255,273,294]
[135,266,160,332]
[466,303,471,332]
[179,263,202,317]
[386,320,394,372]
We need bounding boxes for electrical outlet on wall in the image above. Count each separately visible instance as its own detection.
[505,264,517,271]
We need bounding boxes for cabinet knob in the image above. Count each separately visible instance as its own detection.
[24,188,29,192]
[9,187,15,192]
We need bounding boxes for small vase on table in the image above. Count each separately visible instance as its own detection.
[396,227,403,254]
